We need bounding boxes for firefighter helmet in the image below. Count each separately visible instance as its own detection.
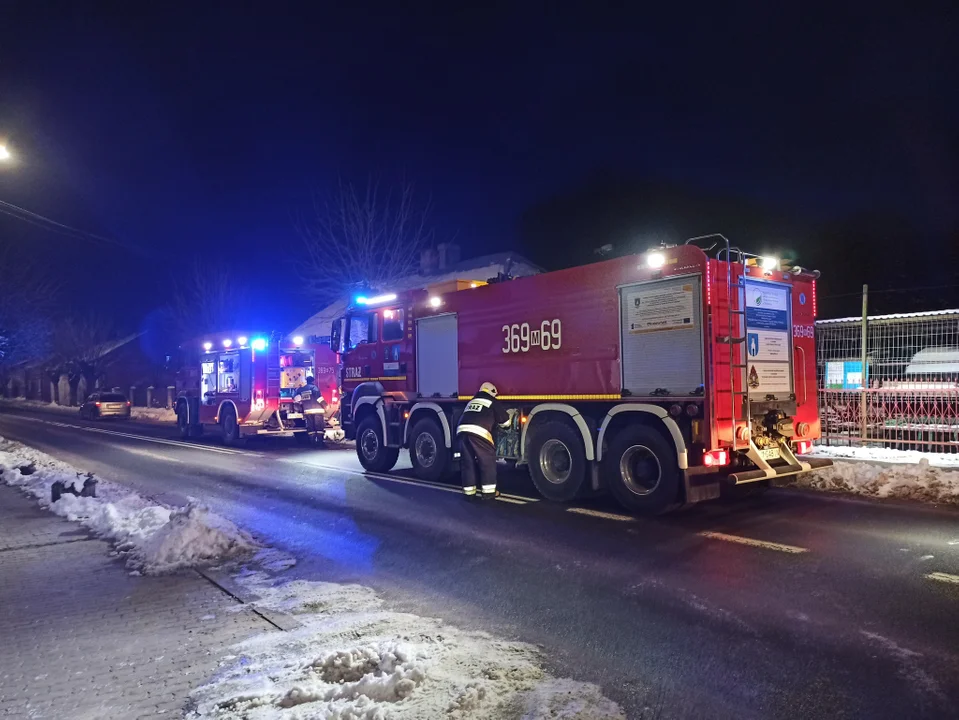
[480,381,498,397]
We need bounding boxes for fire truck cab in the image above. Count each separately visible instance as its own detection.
[175,332,342,445]
[331,236,832,513]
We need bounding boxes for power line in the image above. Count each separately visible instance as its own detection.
[0,198,136,252]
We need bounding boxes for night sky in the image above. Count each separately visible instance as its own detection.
[2,3,957,329]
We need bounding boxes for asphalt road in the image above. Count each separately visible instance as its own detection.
[2,404,959,719]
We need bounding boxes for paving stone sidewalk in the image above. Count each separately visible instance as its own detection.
[0,484,273,719]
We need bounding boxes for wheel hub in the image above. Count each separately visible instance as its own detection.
[361,429,379,460]
[539,438,572,485]
[619,445,662,496]
[415,432,437,467]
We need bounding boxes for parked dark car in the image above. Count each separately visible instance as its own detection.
[79,392,131,420]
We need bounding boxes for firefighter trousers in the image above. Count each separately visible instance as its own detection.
[459,433,497,496]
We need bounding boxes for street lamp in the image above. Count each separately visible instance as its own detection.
[0,145,11,161]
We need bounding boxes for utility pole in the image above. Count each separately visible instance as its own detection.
[860,284,869,443]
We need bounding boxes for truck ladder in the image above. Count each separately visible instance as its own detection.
[686,233,753,451]
[726,263,750,452]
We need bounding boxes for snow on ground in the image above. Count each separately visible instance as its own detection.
[0,437,256,573]
[0,434,624,719]
[796,458,959,505]
[190,572,625,720]
[811,444,959,468]
[0,397,175,423]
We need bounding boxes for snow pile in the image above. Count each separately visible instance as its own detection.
[190,573,624,720]
[796,459,959,504]
[131,406,176,423]
[811,444,959,468]
[0,438,256,573]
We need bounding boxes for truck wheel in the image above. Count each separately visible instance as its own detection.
[356,416,399,473]
[177,403,191,439]
[409,417,451,481]
[527,421,587,502]
[221,406,241,446]
[604,425,679,514]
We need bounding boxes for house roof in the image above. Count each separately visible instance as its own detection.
[291,251,542,339]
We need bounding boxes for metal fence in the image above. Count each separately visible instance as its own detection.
[816,309,959,452]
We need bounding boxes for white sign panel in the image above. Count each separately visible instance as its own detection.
[746,329,788,362]
[627,283,696,334]
[746,284,788,312]
[747,362,792,394]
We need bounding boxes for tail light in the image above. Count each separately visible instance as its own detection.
[795,440,813,455]
[126,401,131,407]
[703,448,729,467]
[95,402,101,407]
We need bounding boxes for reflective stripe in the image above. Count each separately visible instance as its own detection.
[469,397,493,408]
[498,418,511,428]
[457,424,493,444]
[463,486,477,495]
[481,485,497,493]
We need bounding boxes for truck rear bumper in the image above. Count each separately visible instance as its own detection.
[682,457,833,502]
[730,457,833,485]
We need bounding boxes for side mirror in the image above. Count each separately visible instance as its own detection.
[330,319,342,354]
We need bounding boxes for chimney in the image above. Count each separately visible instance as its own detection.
[420,247,437,274]
[437,242,461,270]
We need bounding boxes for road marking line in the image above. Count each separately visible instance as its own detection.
[567,507,635,522]
[926,572,959,585]
[285,459,540,501]
[294,459,540,502]
[699,531,809,554]
[10,413,260,457]
[117,446,184,463]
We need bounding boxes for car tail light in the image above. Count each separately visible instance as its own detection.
[795,440,813,455]
[95,402,101,407]
[703,449,729,467]
[127,401,131,407]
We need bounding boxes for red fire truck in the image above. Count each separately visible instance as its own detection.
[330,236,832,512]
[175,331,342,444]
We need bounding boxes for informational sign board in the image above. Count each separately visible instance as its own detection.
[626,283,696,334]
[825,360,868,389]
[746,330,788,361]
[744,281,792,395]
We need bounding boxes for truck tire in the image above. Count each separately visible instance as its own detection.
[177,403,191,439]
[409,417,451,481]
[604,424,680,514]
[527,421,587,502]
[221,406,241,446]
[356,416,399,473]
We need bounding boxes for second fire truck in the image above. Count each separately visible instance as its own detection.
[175,332,342,444]
[331,236,832,513]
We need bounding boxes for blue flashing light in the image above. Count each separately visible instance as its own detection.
[251,338,267,351]
[355,292,397,306]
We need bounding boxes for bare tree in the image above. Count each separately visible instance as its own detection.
[168,260,251,340]
[297,178,434,304]
[56,313,118,385]
[0,245,57,383]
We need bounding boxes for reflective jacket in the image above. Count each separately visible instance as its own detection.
[457,390,509,445]
[296,383,327,414]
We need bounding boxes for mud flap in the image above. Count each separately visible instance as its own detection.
[684,469,721,504]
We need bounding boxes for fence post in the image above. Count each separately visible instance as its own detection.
[166,386,175,409]
[146,386,154,408]
[860,284,869,443]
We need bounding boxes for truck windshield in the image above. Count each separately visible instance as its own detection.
[348,313,376,349]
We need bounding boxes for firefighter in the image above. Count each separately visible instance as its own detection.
[457,381,513,500]
[297,376,327,439]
